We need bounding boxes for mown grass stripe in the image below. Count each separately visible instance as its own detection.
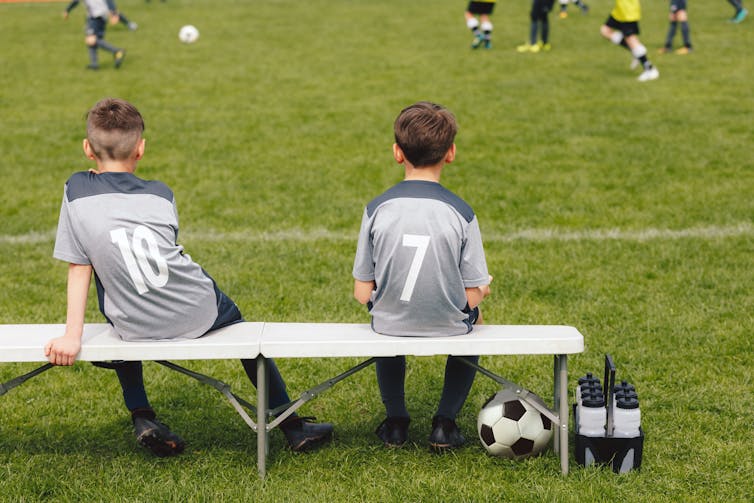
[3,223,752,245]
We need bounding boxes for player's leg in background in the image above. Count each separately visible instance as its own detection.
[676,8,692,52]
[85,33,99,69]
[558,0,569,18]
[465,11,482,41]
[465,12,486,49]
[661,9,678,53]
[480,15,493,48]
[625,34,660,81]
[118,11,138,31]
[727,0,748,22]
[89,17,125,68]
[541,0,554,49]
[572,0,589,14]
[95,35,120,55]
[600,24,626,49]
[518,1,540,52]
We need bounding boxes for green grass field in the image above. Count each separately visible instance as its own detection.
[1,0,752,500]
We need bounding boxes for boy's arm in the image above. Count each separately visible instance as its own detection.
[63,0,79,18]
[44,263,92,366]
[354,279,376,305]
[465,275,493,309]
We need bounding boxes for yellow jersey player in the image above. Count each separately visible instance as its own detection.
[600,0,659,82]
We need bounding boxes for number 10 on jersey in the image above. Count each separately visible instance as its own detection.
[111,226,169,295]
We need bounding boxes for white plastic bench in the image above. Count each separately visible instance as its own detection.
[0,322,584,477]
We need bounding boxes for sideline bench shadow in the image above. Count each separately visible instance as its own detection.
[0,322,584,477]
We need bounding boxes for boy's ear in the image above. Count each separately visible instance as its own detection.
[82,139,97,160]
[445,144,456,164]
[393,143,405,164]
[134,138,146,160]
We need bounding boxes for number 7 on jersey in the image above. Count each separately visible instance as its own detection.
[400,234,430,302]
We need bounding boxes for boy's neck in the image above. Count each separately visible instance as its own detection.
[92,161,137,174]
[403,163,443,183]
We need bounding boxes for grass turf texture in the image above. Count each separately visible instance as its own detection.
[1,0,752,500]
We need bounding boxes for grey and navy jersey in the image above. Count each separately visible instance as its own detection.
[353,180,489,336]
[54,171,218,342]
[66,0,112,18]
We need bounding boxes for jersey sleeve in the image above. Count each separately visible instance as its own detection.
[460,216,489,288]
[52,186,91,265]
[352,207,375,281]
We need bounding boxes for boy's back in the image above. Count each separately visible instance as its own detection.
[354,179,488,336]
[54,170,218,341]
[353,101,491,450]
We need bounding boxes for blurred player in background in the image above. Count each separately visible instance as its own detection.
[465,0,496,49]
[517,0,555,53]
[600,0,659,82]
[558,0,589,19]
[63,0,126,69]
[659,0,692,54]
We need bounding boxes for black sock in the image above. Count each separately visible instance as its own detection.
[435,356,479,419]
[88,46,98,65]
[376,356,409,418]
[664,21,677,48]
[529,21,538,44]
[728,0,743,11]
[681,22,691,48]
[96,38,119,54]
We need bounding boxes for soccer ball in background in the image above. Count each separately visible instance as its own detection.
[477,388,553,459]
[178,25,200,44]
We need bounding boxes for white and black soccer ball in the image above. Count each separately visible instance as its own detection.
[477,388,553,459]
[178,25,199,44]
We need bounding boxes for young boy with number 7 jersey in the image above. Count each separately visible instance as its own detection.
[352,101,492,450]
[46,98,333,457]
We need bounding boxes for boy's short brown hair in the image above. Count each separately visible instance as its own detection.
[86,98,145,161]
[394,101,457,167]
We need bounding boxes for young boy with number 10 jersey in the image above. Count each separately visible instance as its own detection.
[353,102,492,450]
[46,98,333,457]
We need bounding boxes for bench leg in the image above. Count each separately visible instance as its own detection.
[0,363,54,396]
[553,354,569,475]
[257,355,268,479]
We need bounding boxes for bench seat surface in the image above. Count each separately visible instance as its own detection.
[260,323,584,358]
[0,322,584,362]
[0,322,263,362]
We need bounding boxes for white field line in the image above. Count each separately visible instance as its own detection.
[1,222,752,246]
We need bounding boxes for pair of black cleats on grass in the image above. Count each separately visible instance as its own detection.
[132,409,333,457]
[375,415,465,451]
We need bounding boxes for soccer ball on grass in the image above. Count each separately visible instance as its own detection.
[477,388,553,459]
[178,25,199,44]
